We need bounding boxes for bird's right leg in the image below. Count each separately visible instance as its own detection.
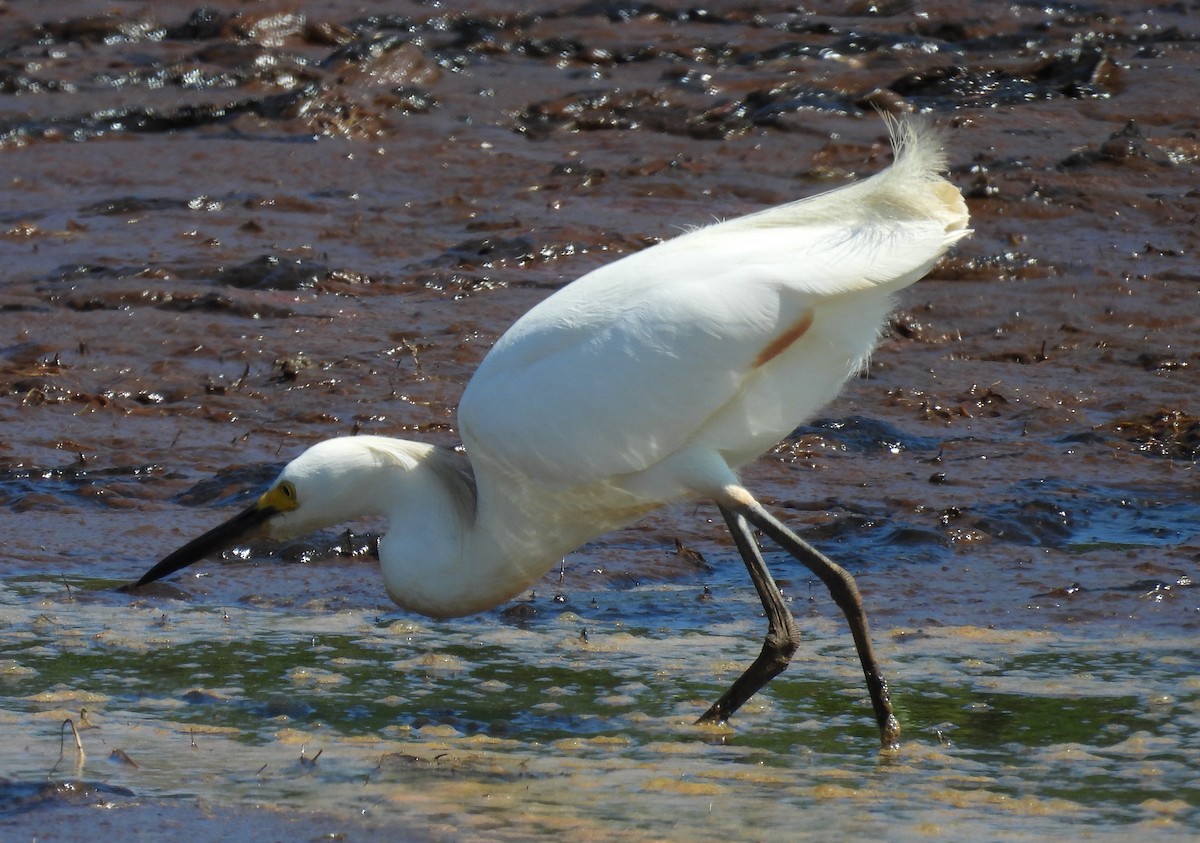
[696,503,800,725]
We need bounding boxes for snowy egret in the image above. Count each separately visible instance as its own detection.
[129,116,970,748]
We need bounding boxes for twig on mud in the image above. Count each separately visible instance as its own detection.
[62,718,84,756]
[50,718,86,775]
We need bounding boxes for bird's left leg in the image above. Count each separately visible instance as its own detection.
[716,486,901,749]
[696,503,800,726]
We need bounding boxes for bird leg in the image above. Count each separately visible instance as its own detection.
[706,487,901,749]
[697,504,800,726]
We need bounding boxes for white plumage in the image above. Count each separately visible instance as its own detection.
[132,115,970,748]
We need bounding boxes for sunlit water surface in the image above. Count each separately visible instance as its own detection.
[1,558,1196,841]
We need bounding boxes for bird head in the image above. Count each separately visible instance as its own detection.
[124,437,419,591]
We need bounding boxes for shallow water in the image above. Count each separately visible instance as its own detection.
[1,1,1198,840]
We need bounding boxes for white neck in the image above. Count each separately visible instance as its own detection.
[374,444,580,618]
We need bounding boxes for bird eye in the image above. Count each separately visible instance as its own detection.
[257,480,299,513]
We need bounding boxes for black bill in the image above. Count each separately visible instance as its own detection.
[122,500,278,591]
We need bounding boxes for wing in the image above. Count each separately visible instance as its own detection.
[458,119,970,488]
[458,224,961,487]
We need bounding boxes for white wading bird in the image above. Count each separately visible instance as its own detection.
[129,116,970,748]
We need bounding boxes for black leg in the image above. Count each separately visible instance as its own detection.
[713,487,901,749]
[697,504,800,725]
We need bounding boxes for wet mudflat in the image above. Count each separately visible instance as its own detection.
[1,1,1198,840]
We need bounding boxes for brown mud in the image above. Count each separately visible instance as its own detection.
[1,1,1197,841]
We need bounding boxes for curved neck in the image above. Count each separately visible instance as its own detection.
[368,445,548,617]
[376,448,612,619]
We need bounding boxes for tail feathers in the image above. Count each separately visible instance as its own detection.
[880,114,971,235]
[723,114,971,239]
